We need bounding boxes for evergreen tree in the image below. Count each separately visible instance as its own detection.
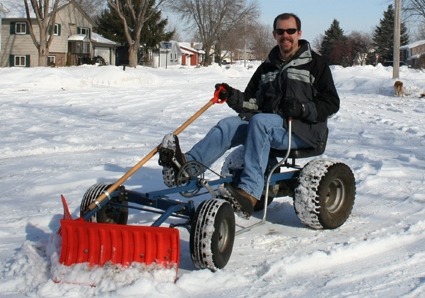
[95,5,125,44]
[320,19,349,66]
[95,1,174,67]
[95,2,174,48]
[140,8,174,50]
[371,4,409,64]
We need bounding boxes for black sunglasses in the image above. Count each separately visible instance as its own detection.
[274,28,298,35]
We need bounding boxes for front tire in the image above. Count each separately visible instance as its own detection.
[190,199,235,271]
[294,159,356,229]
[80,182,128,224]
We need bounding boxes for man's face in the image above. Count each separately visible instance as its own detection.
[273,17,302,56]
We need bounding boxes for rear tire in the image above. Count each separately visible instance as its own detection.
[80,182,128,224]
[190,199,235,271]
[294,159,355,229]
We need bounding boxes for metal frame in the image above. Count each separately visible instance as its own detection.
[89,163,300,230]
[85,120,308,237]
[86,120,300,234]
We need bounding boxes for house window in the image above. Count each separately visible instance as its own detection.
[48,23,61,36]
[54,24,61,36]
[14,56,26,66]
[68,40,90,55]
[16,22,27,34]
[79,27,90,36]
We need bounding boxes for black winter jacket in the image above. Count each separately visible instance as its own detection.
[227,40,340,148]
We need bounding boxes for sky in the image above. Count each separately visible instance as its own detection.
[0,62,425,296]
[260,0,392,42]
[0,0,398,45]
[167,0,392,43]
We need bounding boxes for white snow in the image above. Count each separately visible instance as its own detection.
[1,62,425,297]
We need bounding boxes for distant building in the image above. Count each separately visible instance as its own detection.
[400,40,425,69]
[91,32,117,65]
[0,0,116,67]
[150,41,205,68]
[153,41,181,68]
[179,42,205,66]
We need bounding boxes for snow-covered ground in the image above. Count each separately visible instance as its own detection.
[0,62,424,297]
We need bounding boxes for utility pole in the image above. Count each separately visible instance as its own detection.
[393,0,401,79]
[244,14,247,68]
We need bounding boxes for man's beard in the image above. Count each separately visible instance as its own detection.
[280,39,294,53]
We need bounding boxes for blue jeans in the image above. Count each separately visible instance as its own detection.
[185,114,309,199]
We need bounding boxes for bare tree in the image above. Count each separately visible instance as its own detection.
[108,0,171,67]
[312,34,324,53]
[402,0,425,40]
[346,31,373,66]
[216,17,275,64]
[250,23,275,60]
[214,18,245,64]
[169,0,259,66]
[403,0,425,21]
[415,23,425,39]
[24,0,60,67]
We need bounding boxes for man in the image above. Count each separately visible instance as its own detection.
[158,13,340,218]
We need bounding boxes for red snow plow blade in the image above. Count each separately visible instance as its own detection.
[59,218,180,267]
[59,195,180,267]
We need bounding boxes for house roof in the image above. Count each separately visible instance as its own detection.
[178,42,205,54]
[91,32,117,46]
[400,40,425,49]
[0,0,92,25]
[68,34,89,41]
[180,47,193,55]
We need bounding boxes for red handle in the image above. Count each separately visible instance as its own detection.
[211,85,227,104]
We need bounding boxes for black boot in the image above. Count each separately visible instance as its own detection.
[158,133,186,187]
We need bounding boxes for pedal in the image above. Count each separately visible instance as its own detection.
[216,186,250,219]
[158,148,175,168]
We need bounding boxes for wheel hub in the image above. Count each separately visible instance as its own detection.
[217,219,230,253]
[325,178,345,213]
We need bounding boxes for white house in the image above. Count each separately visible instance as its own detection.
[0,0,116,67]
[153,40,182,68]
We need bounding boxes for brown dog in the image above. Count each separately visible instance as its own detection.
[394,80,403,97]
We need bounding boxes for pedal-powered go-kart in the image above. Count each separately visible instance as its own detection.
[58,89,356,273]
